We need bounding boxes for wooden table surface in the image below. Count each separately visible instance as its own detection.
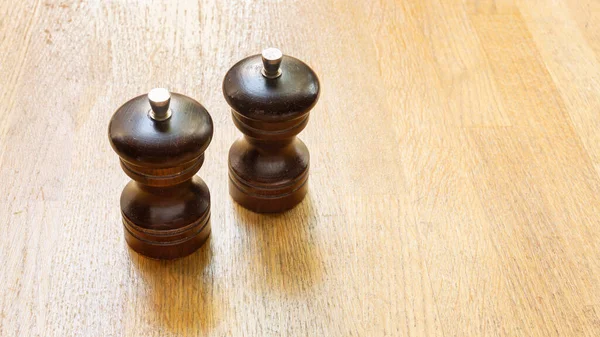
[2,0,600,336]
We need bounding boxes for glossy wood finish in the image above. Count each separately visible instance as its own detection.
[4,0,600,336]
[109,93,213,259]
[224,54,320,212]
[109,93,213,168]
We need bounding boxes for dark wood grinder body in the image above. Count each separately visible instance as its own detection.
[108,89,213,259]
[223,49,320,213]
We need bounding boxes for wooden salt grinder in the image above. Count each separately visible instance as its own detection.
[108,88,213,259]
[223,48,320,212]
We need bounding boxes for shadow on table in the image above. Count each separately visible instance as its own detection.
[233,193,324,295]
[128,237,221,335]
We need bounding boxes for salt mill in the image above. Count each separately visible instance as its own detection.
[108,88,213,259]
[223,48,321,212]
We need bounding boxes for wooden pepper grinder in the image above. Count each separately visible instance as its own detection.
[223,48,320,212]
[108,88,213,259]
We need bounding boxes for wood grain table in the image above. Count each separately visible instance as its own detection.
[2,0,600,336]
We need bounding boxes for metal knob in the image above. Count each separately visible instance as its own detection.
[148,88,172,121]
[261,48,283,79]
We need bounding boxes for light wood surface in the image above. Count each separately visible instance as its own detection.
[2,0,600,336]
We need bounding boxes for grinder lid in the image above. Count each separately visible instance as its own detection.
[222,48,320,122]
[108,88,213,168]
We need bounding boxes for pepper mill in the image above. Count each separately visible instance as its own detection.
[223,48,320,212]
[108,88,213,259]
